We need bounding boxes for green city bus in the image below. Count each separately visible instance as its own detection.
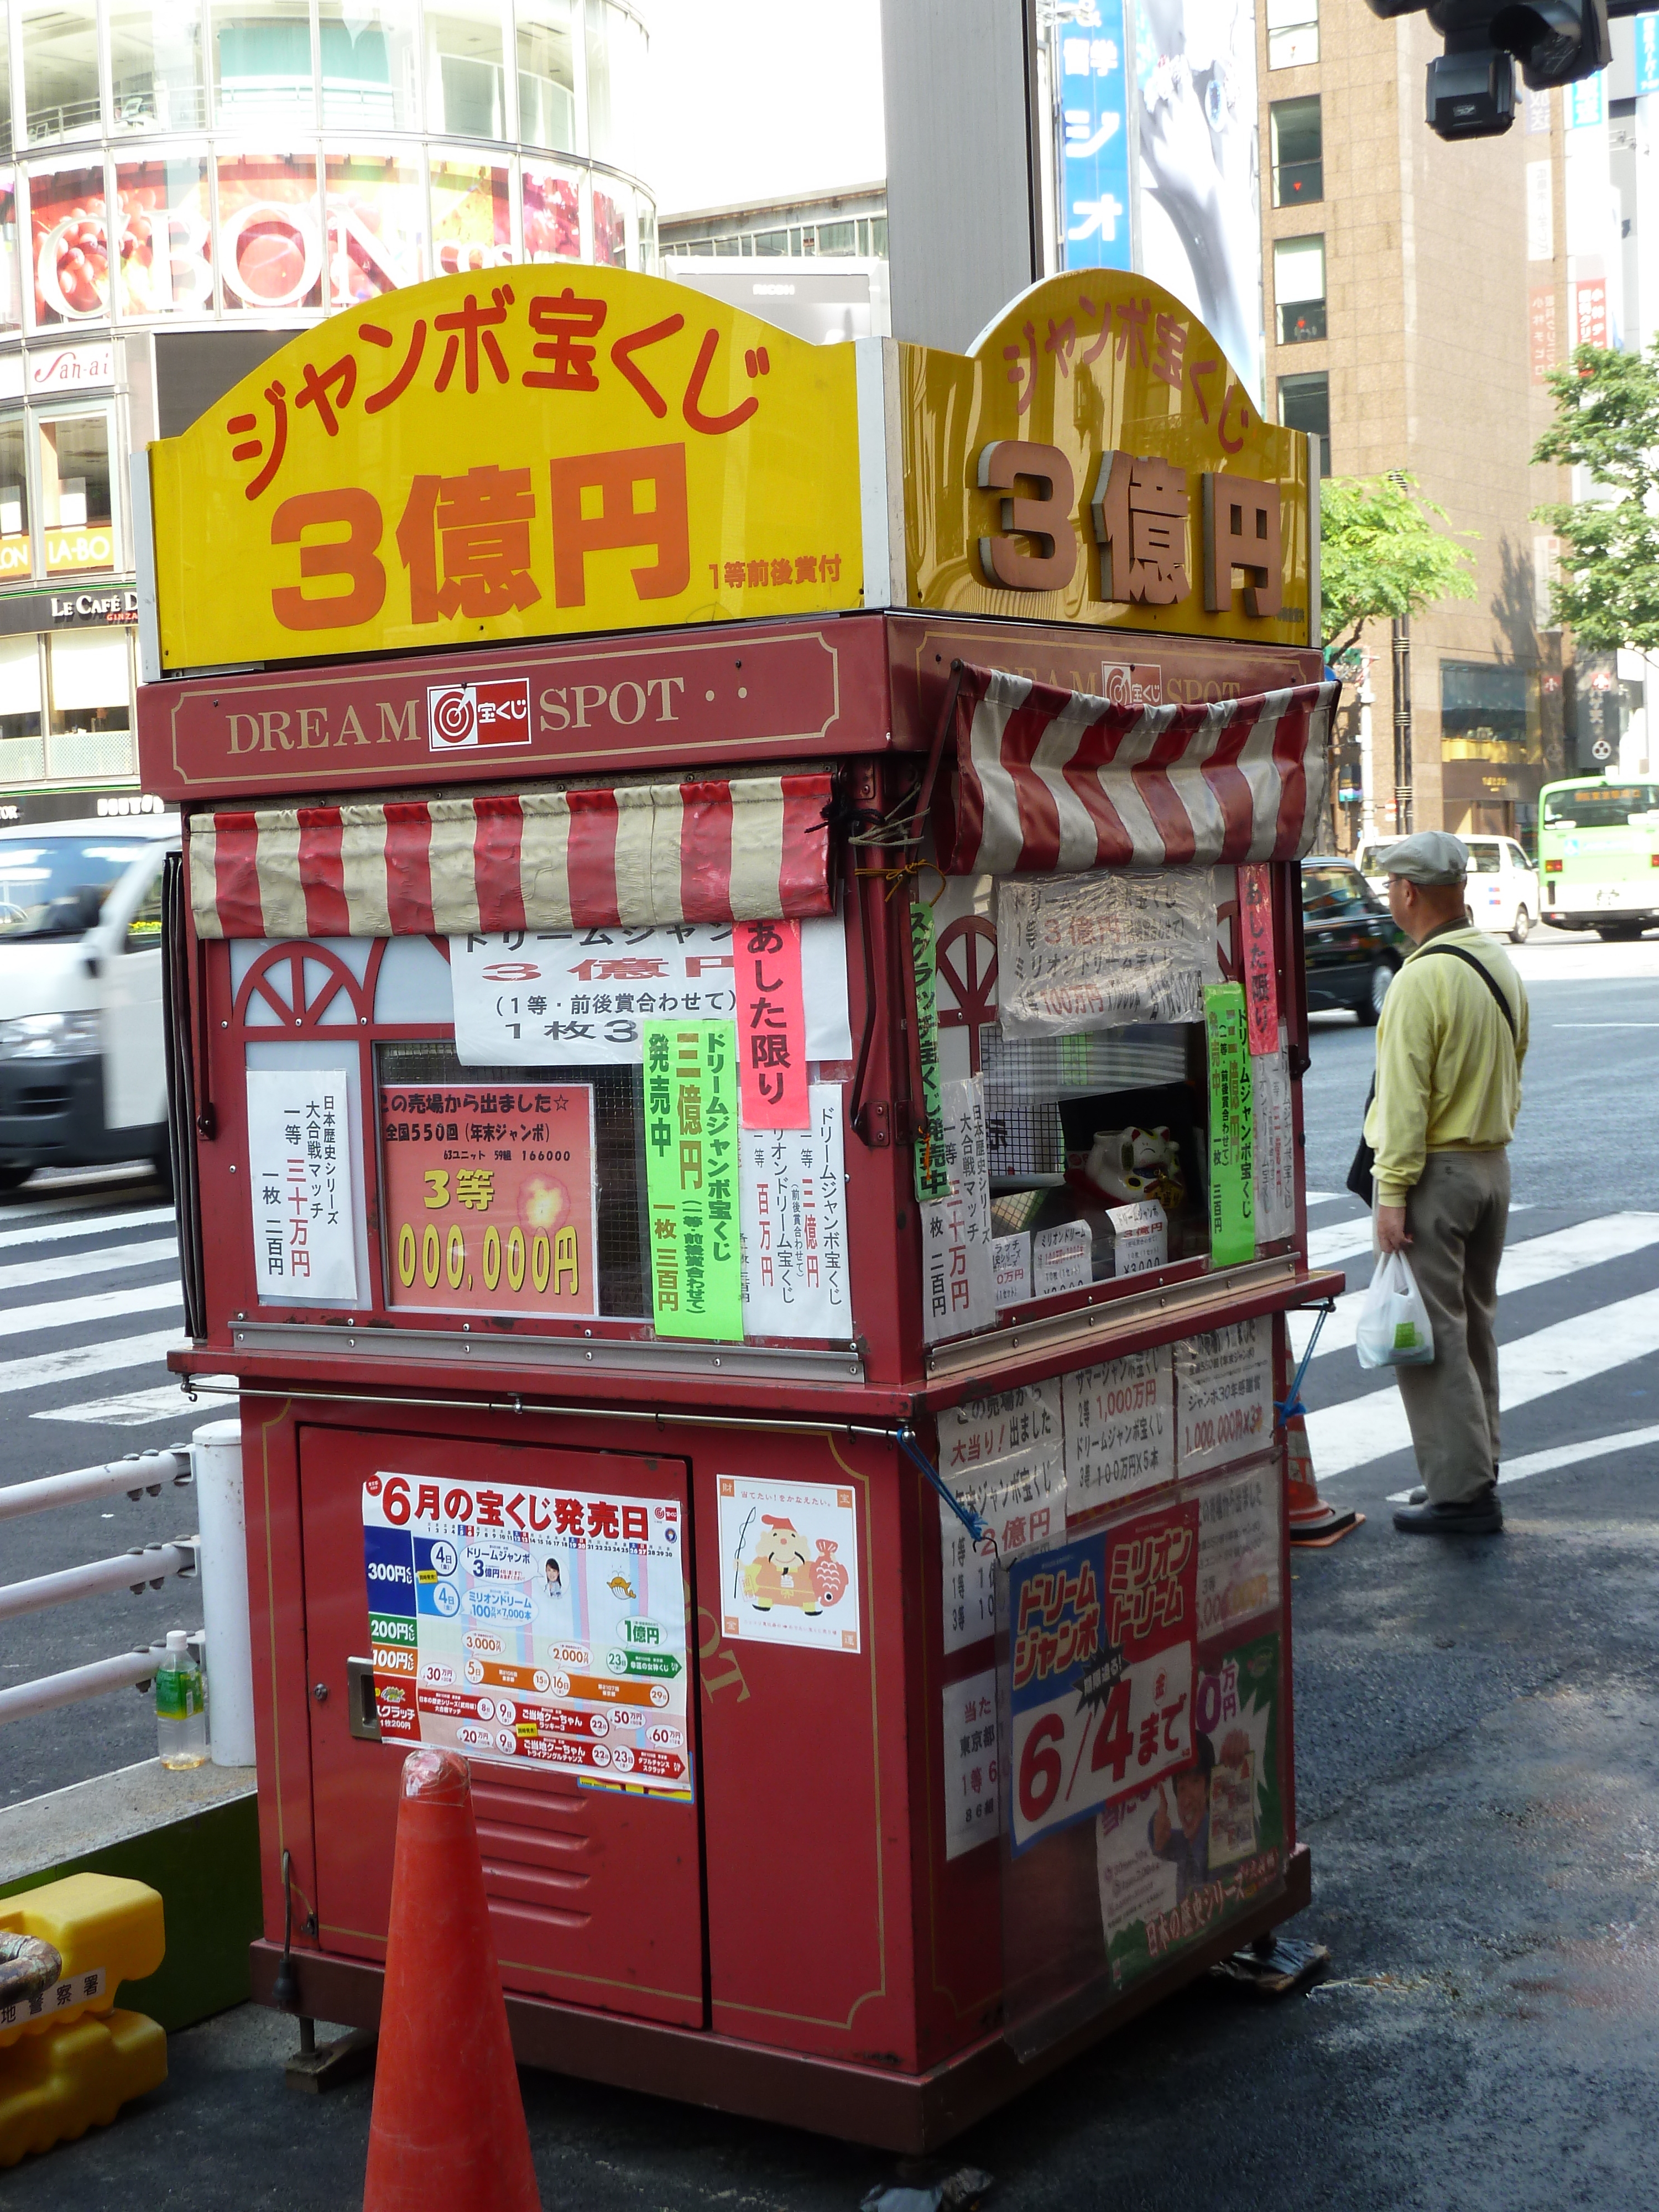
[1538,775,1659,938]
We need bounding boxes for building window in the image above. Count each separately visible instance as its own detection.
[0,416,29,582]
[1266,0,1318,69]
[517,0,576,153]
[212,2,316,129]
[753,228,787,256]
[39,410,116,576]
[426,3,508,139]
[46,628,134,781]
[1274,234,1326,343]
[21,0,102,144]
[109,3,209,133]
[1440,661,1541,762]
[0,637,43,781]
[1279,371,1330,474]
[1271,96,1322,205]
[319,0,420,132]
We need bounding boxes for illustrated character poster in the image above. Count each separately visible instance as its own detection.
[716,1474,861,1652]
[1094,1632,1283,1990]
[362,1471,691,1797]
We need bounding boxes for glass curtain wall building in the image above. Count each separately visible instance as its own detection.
[0,0,654,820]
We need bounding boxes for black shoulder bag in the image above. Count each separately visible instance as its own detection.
[1345,943,1519,1209]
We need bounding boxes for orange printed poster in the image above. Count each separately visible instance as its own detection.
[380,1082,598,1318]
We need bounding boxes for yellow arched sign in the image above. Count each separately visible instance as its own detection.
[149,267,867,671]
[147,267,1313,671]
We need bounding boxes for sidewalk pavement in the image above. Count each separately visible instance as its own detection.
[15,1456,1659,2211]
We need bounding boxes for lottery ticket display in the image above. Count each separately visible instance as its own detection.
[362,1471,691,1797]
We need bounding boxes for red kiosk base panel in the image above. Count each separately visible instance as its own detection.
[249,1847,1309,2150]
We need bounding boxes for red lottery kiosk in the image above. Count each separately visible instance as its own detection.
[138,260,1343,2147]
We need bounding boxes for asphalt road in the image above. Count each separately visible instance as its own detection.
[12,924,1659,2210]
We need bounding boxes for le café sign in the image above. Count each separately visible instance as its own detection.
[145,269,1312,672]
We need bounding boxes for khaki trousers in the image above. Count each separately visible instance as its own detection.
[1391,1149,1510,1504]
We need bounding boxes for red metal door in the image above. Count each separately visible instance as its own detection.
[298,1424,705,2028]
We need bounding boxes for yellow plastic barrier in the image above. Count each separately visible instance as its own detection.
[0,1874,167,2164]
[0,2011,167,2168]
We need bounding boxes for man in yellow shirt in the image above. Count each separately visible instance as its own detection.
[1363,831,1528,1536]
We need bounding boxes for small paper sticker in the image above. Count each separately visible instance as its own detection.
[942,1667,1000,1860]
[1032,1219,1092,1299]
[0,1966,105,2031]
[717,1474,862,1652]
[1107,1200,1167,1276]
[993,1230,1031,1310]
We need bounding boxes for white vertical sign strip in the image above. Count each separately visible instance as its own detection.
[246,1062,359,1302]
[921,1074,997,1345]
[738,1082,850,1340]
[1252,1022,1296,1244]
[941,1666,1001,1860]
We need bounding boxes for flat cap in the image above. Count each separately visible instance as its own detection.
[1375,830,1468,885]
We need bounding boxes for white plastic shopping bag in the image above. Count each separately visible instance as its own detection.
[1355,1250,1436,1370]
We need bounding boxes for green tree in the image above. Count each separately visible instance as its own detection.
[1318,472,1477,659]
[1532,341,1659,650]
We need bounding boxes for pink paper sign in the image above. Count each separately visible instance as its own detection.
[736,919,808,1128]
[1237,863,1279,1058]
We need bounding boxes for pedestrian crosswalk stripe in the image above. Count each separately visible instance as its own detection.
[0,1237,177,1297]
[0,1204,174,1255]
[1310,1282,1659,1483]
[1385,1421,1659,1499]
[33,1380,223,1428]
[0,1279,180,1342]
[1292,1212,1659,1361]
[1305,1217,1372,1269]
[0,1328,185,1402]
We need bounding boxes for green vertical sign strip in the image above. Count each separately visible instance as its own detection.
[910,900,950,1202]
[1204,982,1256,1268]
[643,1018,744,1340]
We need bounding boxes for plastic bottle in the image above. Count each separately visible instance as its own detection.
[155,1630,207,1769]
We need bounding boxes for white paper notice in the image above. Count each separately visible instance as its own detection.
[939,1441,1068,1655]
[938,1378,1064,1483]
[942,1667,1001,1860]
[921,1075,997,1345]
[1174,1318,1273,1478]
[246,1065,359,1302]
[1107,1201,1167,1276]
[1253,1024,1296,1244]
[993,1231,1031,1310]
[717,1473,861,1652]
[1195,1459,1281,1644]
[996,871,1212,1035]
[451,914,849,1068]
[1061,1346,1173,1519]
[1032,1219,1092,1300]
[739,1083,850,1340]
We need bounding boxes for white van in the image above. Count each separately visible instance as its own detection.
[1354,833,1539,943]
[0,817,179,1191]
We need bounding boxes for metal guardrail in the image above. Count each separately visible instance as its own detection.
[0,1448,199,1728]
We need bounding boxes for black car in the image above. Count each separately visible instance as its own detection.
[1300,857,1410,1025]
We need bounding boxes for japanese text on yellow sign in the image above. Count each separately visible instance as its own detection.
[149,267,865,670]
[900,270,1313,646]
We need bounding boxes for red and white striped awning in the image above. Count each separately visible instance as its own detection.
[188,775,834,941]
[934,665,1336,875]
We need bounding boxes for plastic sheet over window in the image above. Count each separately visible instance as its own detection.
[995,870,1214,1036]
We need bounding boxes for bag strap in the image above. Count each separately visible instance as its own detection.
[1411,942,1519,1042]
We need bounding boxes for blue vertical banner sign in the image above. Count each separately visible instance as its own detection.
[1057,0,1134,270]
[1636,16,1659,96]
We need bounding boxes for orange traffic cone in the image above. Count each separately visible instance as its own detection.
[363,1749,541,2212]
[1285,1413,1363,1546]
